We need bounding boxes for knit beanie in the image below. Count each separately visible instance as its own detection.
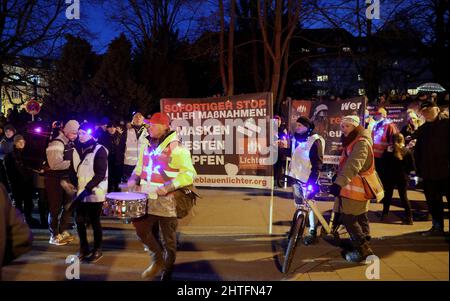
[63,120,80,135]
[341,115,360,128]
[296,116,314,130]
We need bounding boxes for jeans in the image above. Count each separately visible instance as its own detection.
[45,176,72,237]
[292,181,317,232]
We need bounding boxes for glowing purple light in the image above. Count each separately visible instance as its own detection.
[34,127,42,133]
[87,128,92,135]
[307,184,313,192]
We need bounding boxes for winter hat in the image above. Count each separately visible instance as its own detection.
[296,116,314,130]
[13,134,25,144]
[4,124,16,133]
[63,120,80,135]
[79,122,95,135]
[147,112,170,127]
[341,115,360,128]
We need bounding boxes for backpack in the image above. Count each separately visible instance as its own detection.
[172,184,199,219]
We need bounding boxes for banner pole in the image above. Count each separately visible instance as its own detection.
[269,176,274,235]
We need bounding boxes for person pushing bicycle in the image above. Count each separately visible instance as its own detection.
[288,116,324,245]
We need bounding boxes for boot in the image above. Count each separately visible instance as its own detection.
[160,270,173,281]
[141,255,164,280]
[303,229,317,245]
[345,241,374,263]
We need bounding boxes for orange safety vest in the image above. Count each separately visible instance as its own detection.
[338,136,375,201]
[371,121,397,158]
[141,141,180,186]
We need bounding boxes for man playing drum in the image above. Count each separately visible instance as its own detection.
[128,112,197,281]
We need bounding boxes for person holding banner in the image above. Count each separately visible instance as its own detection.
[288,116,324,245]
[128,112,197,281]
[329,115,377,263]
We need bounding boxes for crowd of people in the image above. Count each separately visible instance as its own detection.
[0,92,448,278]
[282,95,448,263]
[0,111,197,281]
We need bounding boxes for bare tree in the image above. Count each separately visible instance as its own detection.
[0,0,81,107]
[219,0,236,96]
[257,0,301,109]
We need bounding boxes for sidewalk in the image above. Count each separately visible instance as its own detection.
[2,187,448,281]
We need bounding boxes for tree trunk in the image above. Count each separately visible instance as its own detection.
[219,0,227,95]
[278,41,290,112]
[227,0,236,96]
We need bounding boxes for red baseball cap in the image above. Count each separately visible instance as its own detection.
[147,112,170,127]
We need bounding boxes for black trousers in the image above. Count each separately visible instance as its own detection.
[341,213,370,246]
[133,214,178,275]
[75,202,103,252]
[10,180,34,220]
[122,164,135,182]
[108,158,122,192]
[423,178,449,230]
[382,178,412,217]
[45,175,72,236]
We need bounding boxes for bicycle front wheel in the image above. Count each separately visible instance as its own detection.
[282,212,306,274]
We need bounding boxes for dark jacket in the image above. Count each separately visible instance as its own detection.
[383,147,415,182]
[0,184,33,278]
[414,112,449,180]
[103,132,123,166]
[4,147,34,186]
[0,136,14,161]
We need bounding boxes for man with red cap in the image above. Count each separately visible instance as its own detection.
[128,112,196,281]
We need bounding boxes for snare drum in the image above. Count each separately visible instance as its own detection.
[103,192,148,219]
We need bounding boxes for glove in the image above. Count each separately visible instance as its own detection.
[65,189,90,211]
[306,179,318,199]
[329,183,341,197]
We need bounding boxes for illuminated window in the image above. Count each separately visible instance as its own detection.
[342,47,351,52]
[11,89,21,99]
[407,89,418,95]
[317,75,328,82]
[358,89,365,95]
[358,74,363,81]
[301,48,310,53]
[317,89,327,96]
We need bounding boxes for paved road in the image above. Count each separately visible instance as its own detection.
[2,187,448,281]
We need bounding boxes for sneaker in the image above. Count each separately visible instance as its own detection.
[421,227,445,237]
[141,259,164,280]
[87,250,103,263]
[60,231,75,244]
[49,234,68,246]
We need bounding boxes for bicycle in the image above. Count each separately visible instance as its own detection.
[282,180,344,274]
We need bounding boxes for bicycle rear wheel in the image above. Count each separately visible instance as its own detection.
[282,212,306,274]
